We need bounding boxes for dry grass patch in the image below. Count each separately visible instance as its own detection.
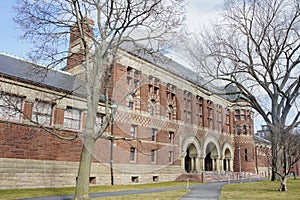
[220,179,300,200]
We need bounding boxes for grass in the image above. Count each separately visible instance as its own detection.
[220,179,300,200]
[0,182,192,200]
[94,190,189,200]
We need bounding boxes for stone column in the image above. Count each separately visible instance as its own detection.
[181,152,186,173]
[200,157,205,171]
[191,156,195,172]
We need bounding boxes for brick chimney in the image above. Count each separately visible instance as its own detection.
[65,17,94,73]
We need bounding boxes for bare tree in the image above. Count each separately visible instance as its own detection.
[184,0,300,190]
[13,0,186,199]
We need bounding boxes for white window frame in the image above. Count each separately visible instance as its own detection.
[0,94,22,121]
[32,100,53,126]
[64,107,81,130]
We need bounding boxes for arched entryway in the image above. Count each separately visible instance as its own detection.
[223,149,231,171]
[222,143,234,172]
[184,144,197,173]
[181,136,201,173]
[204,142,219,171]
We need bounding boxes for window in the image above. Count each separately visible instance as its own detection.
[235,110,241,120]
[225,109,231,133]
[32,101,52,125]
[168,151,173,163]
[148,77,160,95]
[0,94,22,121]
[130,125,137,138]
[196,96,204,127]
[151,150,156,163]
[128,94,135,110]
[169,131,174,143]
[128,101,134,110]
[207,100,213,129]
[168,105,173,120]
[131,176,139,183]
[245,149,248,162]
[127,67,133,85]
[130,147,136,161]
[216,105,223,131]
[151,128,156,141]
[243,125,247,135]
[166,84,176,101]
[149,99,156,116]
[95,113,104,131]
[236,125,241,135]
[241,109,246,120]
[64,107,81,130]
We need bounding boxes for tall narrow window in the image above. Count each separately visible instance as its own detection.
[245,149,248,162]
[168,151,173,163]
[64,107,81,130]
[236,125,241,135]
[151,150,156,163]
[196,96,204,127]
[207,100,213,129]
[130,147,136,161]
[169,131,174,143]
[0,94,22,121]
[32,100,52,126]
[225,109,231,133]
[150,99,156,116]
[243,125,247,135]
[130,125,137,138]
[151,128,156,141]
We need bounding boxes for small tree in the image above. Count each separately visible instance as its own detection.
[184,0,300,190]
[13,0,186,199]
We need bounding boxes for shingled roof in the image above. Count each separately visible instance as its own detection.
[0,50,238,102]
[0,53,86,96]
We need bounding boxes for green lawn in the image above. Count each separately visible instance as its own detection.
[0,182,191,200]
[220,179,300,200]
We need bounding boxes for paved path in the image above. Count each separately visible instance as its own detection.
[21,179,260,200]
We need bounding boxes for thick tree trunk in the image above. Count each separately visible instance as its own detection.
[73,136,96,200]
[278,176,288,191]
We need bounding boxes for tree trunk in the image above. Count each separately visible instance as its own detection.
[73,136,96,200]
[278,176,288,191]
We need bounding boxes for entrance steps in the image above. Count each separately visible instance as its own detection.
[175,171,263,183]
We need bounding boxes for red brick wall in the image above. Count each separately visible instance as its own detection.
[0,122,82,162]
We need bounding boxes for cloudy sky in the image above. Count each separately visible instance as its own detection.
[0,0,223,58]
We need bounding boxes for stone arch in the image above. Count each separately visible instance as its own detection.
[222,142,234,171]
[181,136,201,173]
[202,136,221,158]
[203,136,221,171]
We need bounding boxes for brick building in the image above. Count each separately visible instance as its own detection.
[0,45,259,188]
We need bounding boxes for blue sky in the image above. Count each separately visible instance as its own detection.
[0,0,223,59]
[0,1,33,58]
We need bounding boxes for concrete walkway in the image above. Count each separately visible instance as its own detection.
[21,179,260,200]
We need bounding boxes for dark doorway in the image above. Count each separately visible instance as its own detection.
[205,152,213,171]
[185,149,191,173]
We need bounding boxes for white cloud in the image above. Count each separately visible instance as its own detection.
[186,0,224,30]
